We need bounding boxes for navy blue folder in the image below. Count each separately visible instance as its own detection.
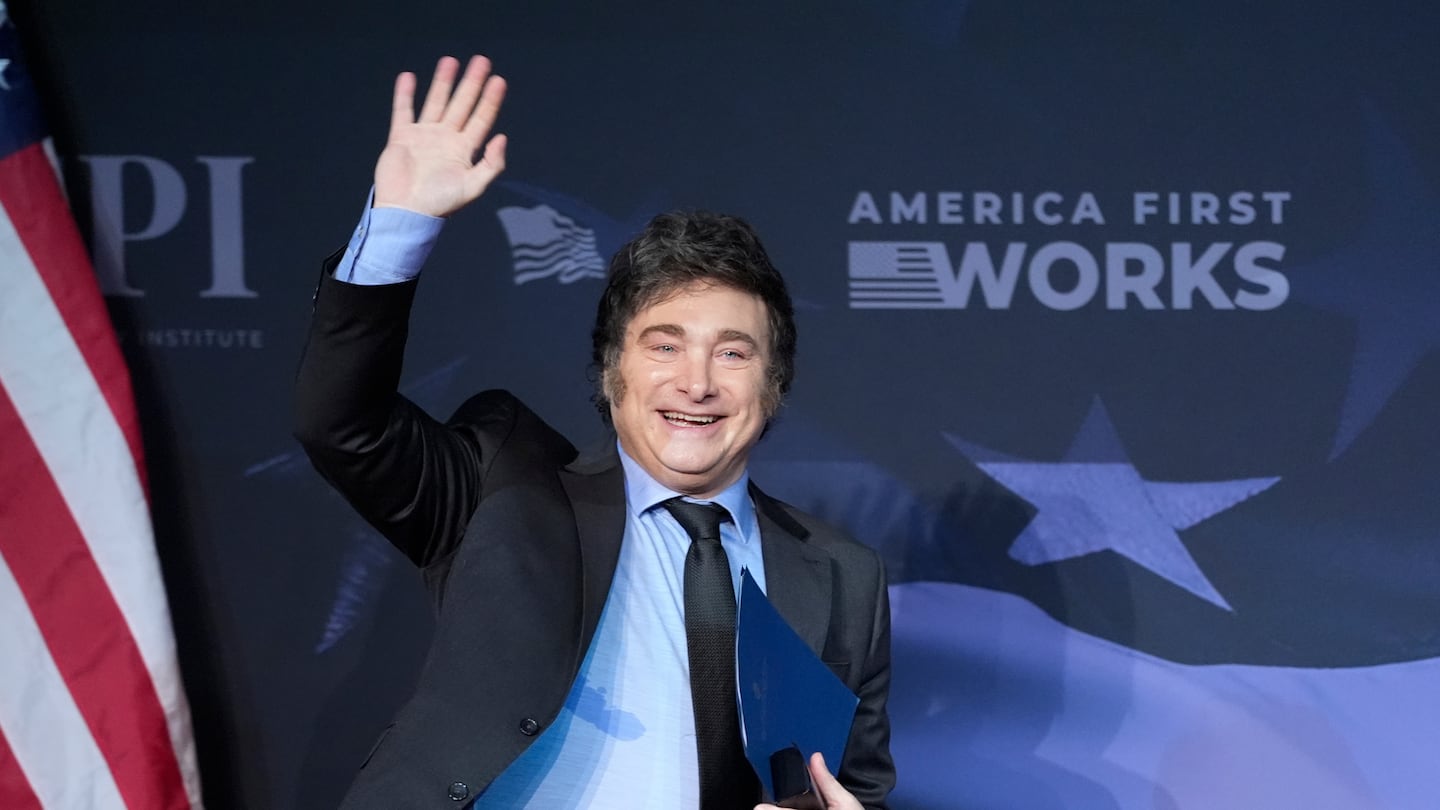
[736,568,859,803]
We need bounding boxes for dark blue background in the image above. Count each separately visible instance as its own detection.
[14,0,1438,806]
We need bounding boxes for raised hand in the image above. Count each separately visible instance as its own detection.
[373,55,508,217]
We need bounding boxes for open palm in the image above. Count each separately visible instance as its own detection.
[373,55,508,217]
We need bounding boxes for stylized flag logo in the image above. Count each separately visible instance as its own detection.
[849,241,1023,309]
[495,204,607,285]
[848,242,957,308]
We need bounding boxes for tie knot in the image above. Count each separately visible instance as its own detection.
[662,498,730,543]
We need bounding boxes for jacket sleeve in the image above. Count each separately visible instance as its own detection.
[840,552,896,810]
[292,259,487,567]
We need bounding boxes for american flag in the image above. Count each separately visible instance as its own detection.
[0,10,201,809]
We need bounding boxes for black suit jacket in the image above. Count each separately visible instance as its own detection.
[295,270,894,808]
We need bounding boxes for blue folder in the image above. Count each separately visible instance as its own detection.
[736,568,859,804]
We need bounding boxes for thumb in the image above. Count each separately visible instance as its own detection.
[808,752,853,807]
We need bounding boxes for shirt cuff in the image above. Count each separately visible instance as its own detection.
[333,188,445,285]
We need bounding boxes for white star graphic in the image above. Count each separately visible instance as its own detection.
[946,399,1280,611]
[0,0,10,92]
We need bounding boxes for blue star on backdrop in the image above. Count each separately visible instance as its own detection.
[946,399,1280,611]
[1290,106,1440,460]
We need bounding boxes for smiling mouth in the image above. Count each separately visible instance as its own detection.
[662,411,719,426]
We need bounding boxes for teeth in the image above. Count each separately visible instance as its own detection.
[663,412,717,425]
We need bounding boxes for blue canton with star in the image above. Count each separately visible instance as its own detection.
[0,1,48,160]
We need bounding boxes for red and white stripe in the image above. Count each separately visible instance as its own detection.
[0,139,201,807]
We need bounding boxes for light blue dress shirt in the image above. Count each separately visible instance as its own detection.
[475,449,766,808]
[335,194,768,807]
[332,190,444,285]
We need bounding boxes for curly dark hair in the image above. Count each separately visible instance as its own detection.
[591,210,797,420]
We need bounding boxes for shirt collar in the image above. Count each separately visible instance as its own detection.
[617,441,755,540]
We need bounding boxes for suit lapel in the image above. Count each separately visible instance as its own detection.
[558,454,834,661]
[560,448,627,661]
[752,484,833,657]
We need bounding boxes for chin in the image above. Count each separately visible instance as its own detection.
[658,457,732,490]
[660,458,723,482]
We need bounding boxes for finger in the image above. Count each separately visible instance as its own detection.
[441,55,492,128]
[482,133,508,170]
[417,55,460,123]
[808,752,849,805]
[462,74,508,147]
[463,133,507,199]
[388,71,417,138]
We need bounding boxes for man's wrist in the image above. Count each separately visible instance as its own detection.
[334,188,445,285]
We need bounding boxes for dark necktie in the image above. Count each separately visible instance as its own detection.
[662,498,760,810]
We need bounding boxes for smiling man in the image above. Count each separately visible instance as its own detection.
[295,55,894,810]
[604,255,779,500]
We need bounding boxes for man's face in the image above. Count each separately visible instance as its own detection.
[608,281,773,499]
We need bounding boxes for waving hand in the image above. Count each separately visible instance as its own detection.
[373,55,508,217]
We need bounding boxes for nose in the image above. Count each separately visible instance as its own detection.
[680,354,715,401]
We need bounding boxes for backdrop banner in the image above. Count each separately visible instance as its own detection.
[19,1,1439,807]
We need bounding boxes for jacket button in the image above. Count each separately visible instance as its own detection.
[447,781,469,801]
[518,717,540,736]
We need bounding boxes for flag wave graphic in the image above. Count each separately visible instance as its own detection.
[496,204,607,284]
[888,582,1440,810]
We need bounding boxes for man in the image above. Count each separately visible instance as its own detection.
[295,55,894,809]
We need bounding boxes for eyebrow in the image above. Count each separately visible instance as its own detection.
[716,329,759,350]
[636,324,686,342]
[635,324,760,350]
